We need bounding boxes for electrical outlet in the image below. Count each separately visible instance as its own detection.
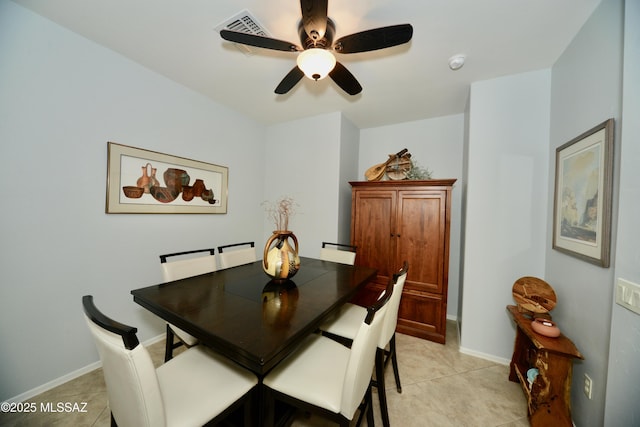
[583,374,593,399]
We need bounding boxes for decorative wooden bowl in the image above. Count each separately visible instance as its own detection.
[531,318,561,338]
[122,186,144,198]
[512,276,557,314]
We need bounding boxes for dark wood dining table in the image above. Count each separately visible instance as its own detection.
[131,257,376,377]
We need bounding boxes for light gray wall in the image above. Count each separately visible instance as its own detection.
[0,1,266,402]
[460,69,551,362]
[546,0,624,425]
[458,99,471,325]
[338,116,360,243]
[263,112,345,258]
[359,115,465,319]
[261,113,359,256]
[604,0,640,425]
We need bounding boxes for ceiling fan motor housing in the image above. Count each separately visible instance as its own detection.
[298,18,335,50]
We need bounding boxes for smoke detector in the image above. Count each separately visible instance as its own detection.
[448,54,466,71]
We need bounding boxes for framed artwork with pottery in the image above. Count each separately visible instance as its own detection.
[105,142,228,214]
[552,119,614,267]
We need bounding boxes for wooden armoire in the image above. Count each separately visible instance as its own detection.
[349,179,456,343]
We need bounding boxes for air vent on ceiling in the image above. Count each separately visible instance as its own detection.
[215,10,271,56]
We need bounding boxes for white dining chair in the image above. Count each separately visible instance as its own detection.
[262,273,396,427]
[82,295,257,427]
[319,261,409,427]
[217,242,257,269]
[319,241,357,265]
[159,248,217,361]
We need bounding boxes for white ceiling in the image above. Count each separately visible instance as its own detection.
[12,0,601,128]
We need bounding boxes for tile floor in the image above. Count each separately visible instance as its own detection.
[0,321,529,426]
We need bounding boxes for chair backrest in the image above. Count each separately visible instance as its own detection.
[217,242,257,269]
[82,296,165,427]
[319,242,357,265]
[339,275,394,419]
[378,262,409,348]
[159,248,217,282]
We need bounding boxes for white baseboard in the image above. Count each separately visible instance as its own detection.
[7,333,165,403]
[458,345,512,365]
[6,360,103,404]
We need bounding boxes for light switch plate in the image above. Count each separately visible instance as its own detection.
[616,278,640,315]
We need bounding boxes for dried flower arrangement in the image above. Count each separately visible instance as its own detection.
[406,160,433,180]
[262,196,297,231]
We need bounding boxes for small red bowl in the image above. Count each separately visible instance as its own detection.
[531,318,561,338]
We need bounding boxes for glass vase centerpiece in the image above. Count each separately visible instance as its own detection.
[262,196,300,282]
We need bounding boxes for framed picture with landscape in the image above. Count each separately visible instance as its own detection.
[552,119,614,267]
[106,142,228,214]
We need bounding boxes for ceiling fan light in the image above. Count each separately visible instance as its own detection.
[296,48,336,81]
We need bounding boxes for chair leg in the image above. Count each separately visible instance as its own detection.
[242,387,255,427]
[262,387,275,427]
[365,384,375,427]
[375,347,390,427]
[352,384,372,427]
[390,334,402,393]
[164,324,175,362]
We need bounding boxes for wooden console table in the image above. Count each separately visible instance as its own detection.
[507,305,583,426]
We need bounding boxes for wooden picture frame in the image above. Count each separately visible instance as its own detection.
[106,142,228,214]
[552,119,614,267]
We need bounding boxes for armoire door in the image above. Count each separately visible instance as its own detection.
[396,190,448,294]
[395,189,449,341]
[351,189,396,285]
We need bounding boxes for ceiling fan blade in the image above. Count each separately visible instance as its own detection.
[220,30,300,52]
[329,62,362,95]
[334,24,413,54]
[300,0,328,41]
[275,66,305,94]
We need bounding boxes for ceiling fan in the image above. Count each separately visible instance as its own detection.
[220,0,413,96]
